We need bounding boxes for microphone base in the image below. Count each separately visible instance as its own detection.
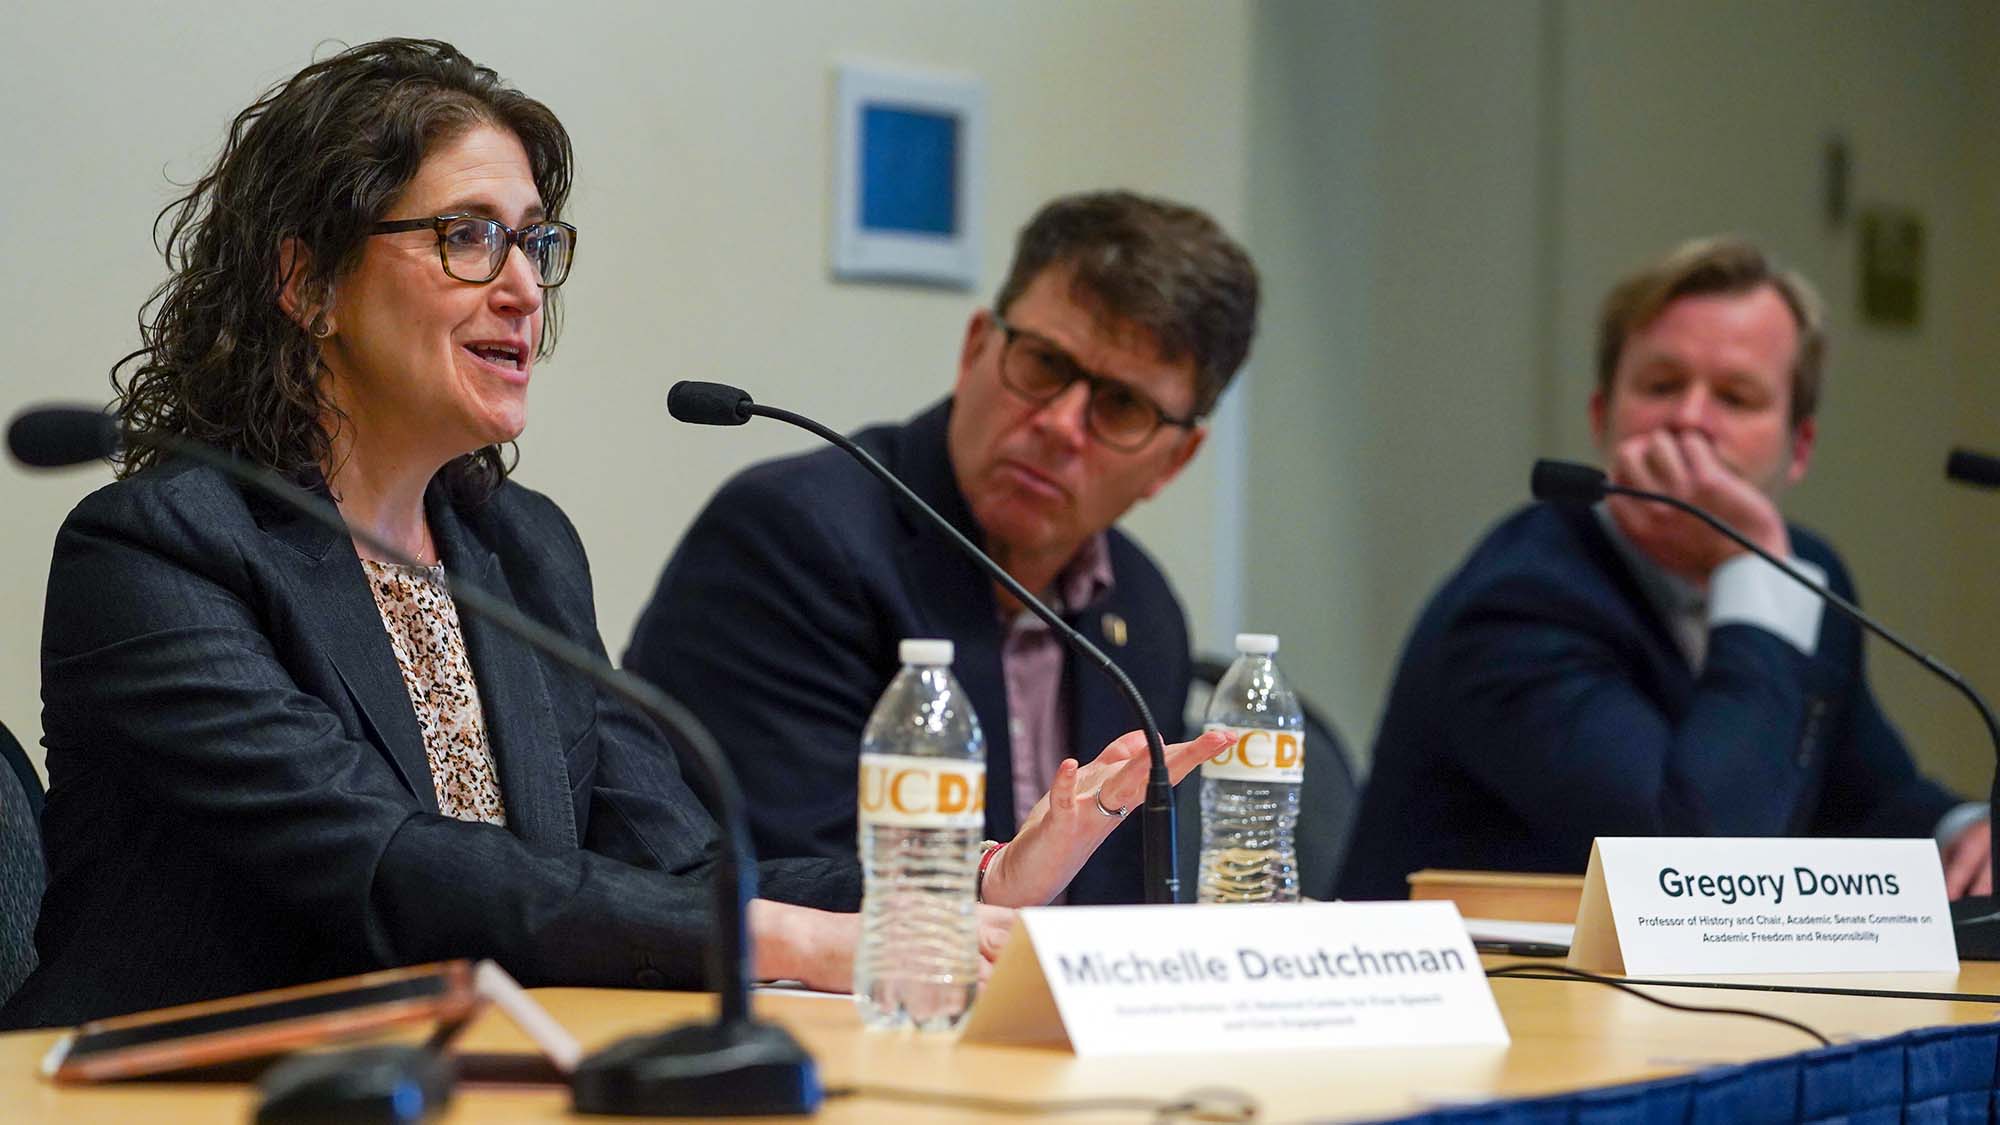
[570,1018,820,1117]
[1949,896,2000,960]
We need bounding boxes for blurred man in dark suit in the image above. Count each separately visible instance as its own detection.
[1340,236,1988,900]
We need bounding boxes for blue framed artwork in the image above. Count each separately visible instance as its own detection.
[832,63,985,288]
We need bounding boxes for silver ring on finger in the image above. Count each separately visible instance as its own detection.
[1090,790,1129,819]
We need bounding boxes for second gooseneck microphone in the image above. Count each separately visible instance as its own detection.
[1531,457,2000,956]
[1529,457,2000,748]
[667,380,1182,905]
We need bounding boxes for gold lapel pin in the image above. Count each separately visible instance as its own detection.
[1101,613,1128,647]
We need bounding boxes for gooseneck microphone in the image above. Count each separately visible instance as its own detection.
[666,381,753,427]
[669,381,1182,905]
[1529,458,1993,706]
[1947,448,2000,490]
[1527,459,1615,508]
[9,404,817,1117]
[7,405,120,468]
[1531,457,2000,957]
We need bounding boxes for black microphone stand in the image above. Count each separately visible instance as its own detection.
[19,411,819,1116]
[738,398,1181,906]
[1534,459,2000,957]
[1941,447,2000,946]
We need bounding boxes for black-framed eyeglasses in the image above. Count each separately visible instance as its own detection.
[367,214,578,288]
[992,315,1200,451]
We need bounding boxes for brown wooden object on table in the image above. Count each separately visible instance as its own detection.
[1407,869,1585,924]
[44,962,478,1084]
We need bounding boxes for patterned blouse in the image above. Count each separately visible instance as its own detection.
[362,560,508,826]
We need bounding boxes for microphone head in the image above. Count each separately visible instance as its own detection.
[667,382,754,427]
[1531,459,1609,505]
[7,405,122,469]
[1947,447,2000,490]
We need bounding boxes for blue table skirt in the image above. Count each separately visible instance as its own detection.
[1383,1022,2000,1125]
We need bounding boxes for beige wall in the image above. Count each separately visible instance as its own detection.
[1243,0,1553,747]
[0,1,1252,766]
[1948,0,2000,798]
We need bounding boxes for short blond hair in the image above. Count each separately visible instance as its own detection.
[1596,236,1825,426]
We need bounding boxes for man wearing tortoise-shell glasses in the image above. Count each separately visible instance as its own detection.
[626,190,1260,906]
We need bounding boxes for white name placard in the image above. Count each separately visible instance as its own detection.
[1569,837,1958,976]
[959,902,1508,1055]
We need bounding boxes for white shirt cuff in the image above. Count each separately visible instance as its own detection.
[1707,552,1827,656]
[1936,800,1989,846]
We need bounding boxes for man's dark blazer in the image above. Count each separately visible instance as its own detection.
[1,461,857,1029]
[1337,501,1959,901]
[624,398,1191,905]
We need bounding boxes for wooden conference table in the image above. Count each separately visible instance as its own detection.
[6,962,2000,1123]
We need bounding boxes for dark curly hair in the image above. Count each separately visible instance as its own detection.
[111,38,573,500]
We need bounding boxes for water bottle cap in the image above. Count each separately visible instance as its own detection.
[1234,633,1279,654]
[898,638,955,666]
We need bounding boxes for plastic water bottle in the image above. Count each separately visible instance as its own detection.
[1198,633,1305,903]
[854,638,988,1030]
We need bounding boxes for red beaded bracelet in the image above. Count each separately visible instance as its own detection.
[976,840,1006,903]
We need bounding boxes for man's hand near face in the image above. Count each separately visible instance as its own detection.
[1604,428,1792,586]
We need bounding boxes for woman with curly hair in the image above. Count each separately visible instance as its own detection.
[3,38,1218,1028]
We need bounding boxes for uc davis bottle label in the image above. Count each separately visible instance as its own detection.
[1199,723,1305,783]
[858,753,987,828]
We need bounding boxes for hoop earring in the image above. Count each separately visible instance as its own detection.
[307,285,336,339]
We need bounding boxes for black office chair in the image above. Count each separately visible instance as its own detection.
[0,720,45,1005]
[1179,657,1359,901]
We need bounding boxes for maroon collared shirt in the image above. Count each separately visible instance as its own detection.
[999,533,1114,832]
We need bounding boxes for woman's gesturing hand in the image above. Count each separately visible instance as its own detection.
[981,728,1232,907]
